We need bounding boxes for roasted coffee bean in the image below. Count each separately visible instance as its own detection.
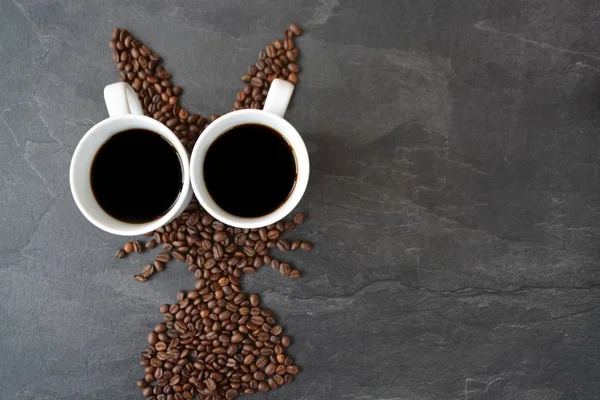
[148,331,158,345]
[115,249,126,259]
[271,325,283,336]
[213,230,227,242]
[293,213,305,225]
[154,260,165,272]
[279,263,291,276]
[133,240,144,253]
[267,229,280,240]
[300,241,313,251]
[286,50,296,62]
[274,374,285,385]
[288,63,300,73]
[124,241,134,253]
[251,77,264,87]
[277,240,290,252]
[141,264,155,278]
[289,23,303,36]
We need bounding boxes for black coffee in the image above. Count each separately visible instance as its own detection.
[204,124,296,218]
[91,129,182,223]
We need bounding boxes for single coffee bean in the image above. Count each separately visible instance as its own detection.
[276,365,286,375]
[124,242,134,253]
[279,264,291,278]
[141,264,155,278]
[277,240,290,252]
[133,240,143,253]
[284,38,293,51]
[213,231,227,242]
[271,325,283,336]
[288,63,299,73]
[300,241,312,251]
[265,363,276,375]
[156,253,171,263]
[204,378,217,391]
[258,381,270,392]
[251,77,264,87]
[286,50,296,62]
[289,23,303,36]
[154,260,165,272]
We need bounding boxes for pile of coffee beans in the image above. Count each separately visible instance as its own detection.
[109,27,211,153]
[233,23,302,111]
[117,200,309,283]
[109,24,303,154]
[138,281,299,399]
[109,25,310,399]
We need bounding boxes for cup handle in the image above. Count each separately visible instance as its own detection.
[103,82,144,118]
[263,79,295,118]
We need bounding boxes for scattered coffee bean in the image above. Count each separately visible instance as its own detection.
[293,212,305,224]
[289,23,303,36]
[300,241,313,251]
[123,241,134,253]
[133,240,143,253]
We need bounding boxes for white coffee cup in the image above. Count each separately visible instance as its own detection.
[190,79,309,229]
[70,82,192,236]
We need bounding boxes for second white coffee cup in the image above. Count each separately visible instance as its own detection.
[190,79,310,229]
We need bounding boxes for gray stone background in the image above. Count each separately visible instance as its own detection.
[1,0,600,399]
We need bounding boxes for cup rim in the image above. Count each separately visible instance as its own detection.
[70,114,192,236]
[190,109,310,228]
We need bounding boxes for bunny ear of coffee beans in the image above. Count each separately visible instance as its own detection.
[108,25,310,399]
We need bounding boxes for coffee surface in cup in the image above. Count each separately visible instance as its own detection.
[91,129,182,223]
[204,123,297,218]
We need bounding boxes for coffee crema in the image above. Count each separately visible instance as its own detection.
[91,129,182,223]
[203,124,297,218]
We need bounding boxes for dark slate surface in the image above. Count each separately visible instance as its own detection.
[1,0,600,399]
